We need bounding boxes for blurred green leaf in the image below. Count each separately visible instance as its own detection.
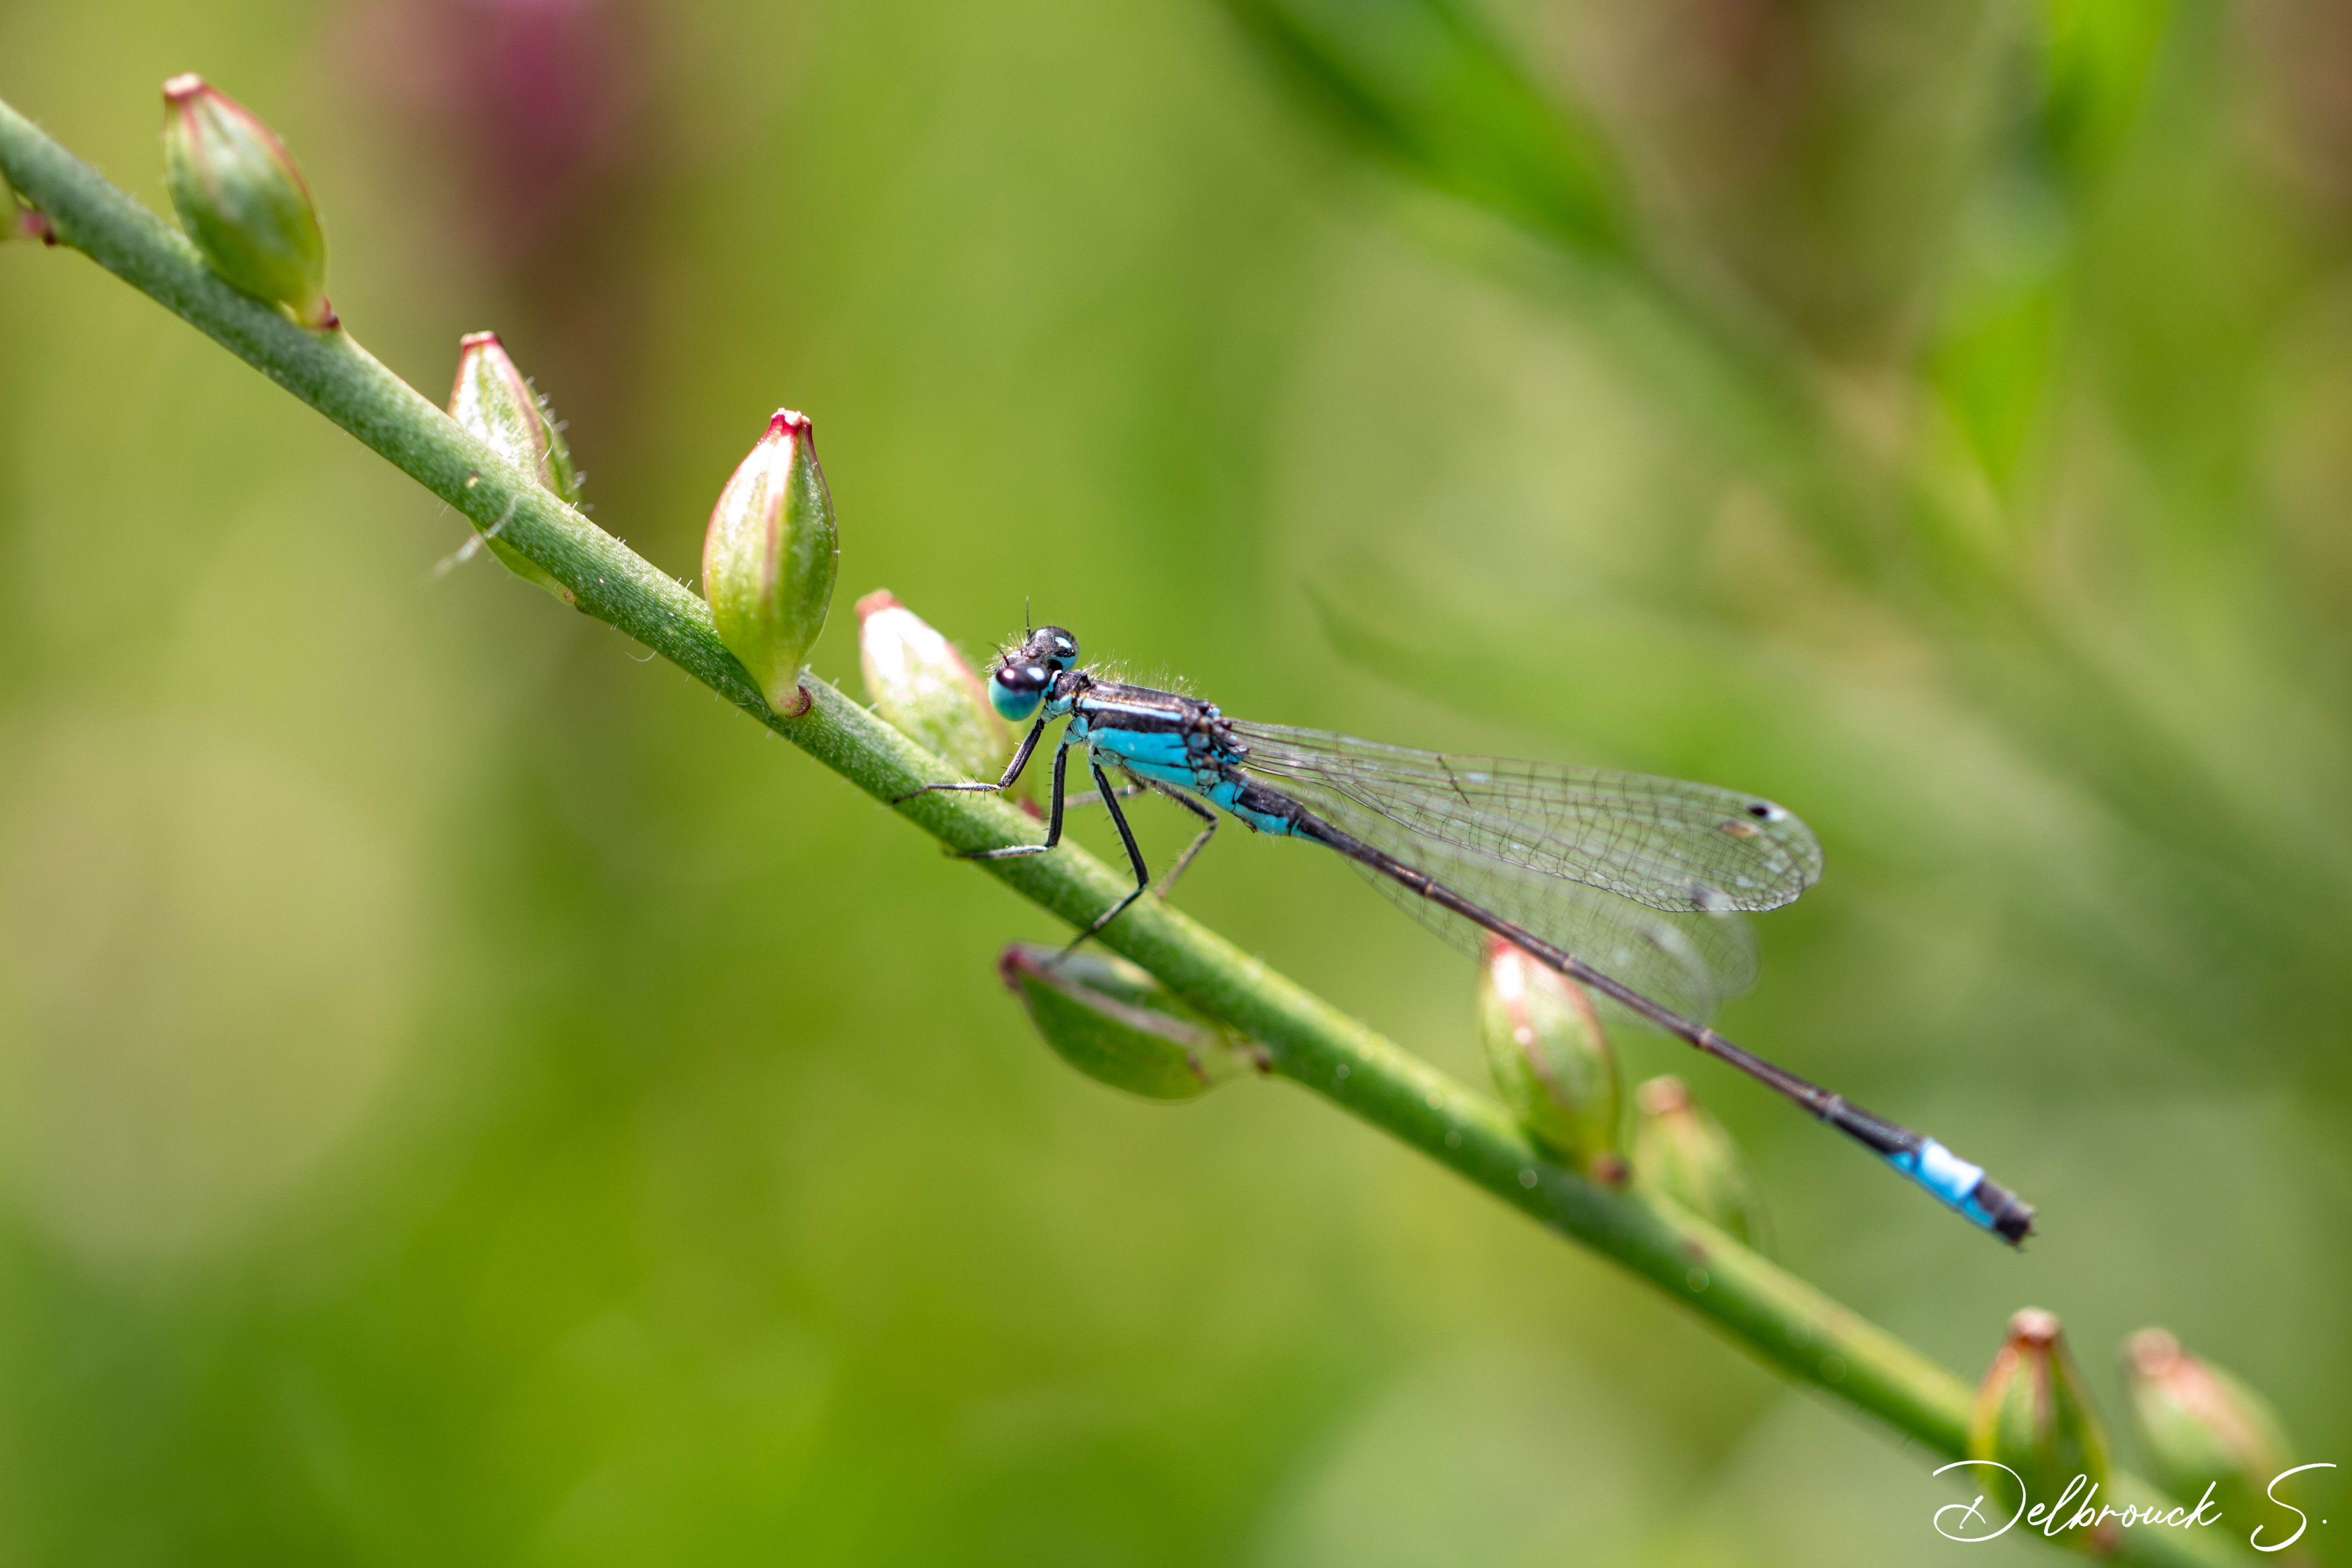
[2040,0,2175,187]
[1928,181,2068,495]
[1219,0,1632,260]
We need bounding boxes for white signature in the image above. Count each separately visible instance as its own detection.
[1931,1460,2335,1552]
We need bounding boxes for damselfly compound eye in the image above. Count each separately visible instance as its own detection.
[989,658,1050,721]
[991,658,1051,696]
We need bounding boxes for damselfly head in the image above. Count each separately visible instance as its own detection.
[1028,625,1080,670]
[988,624,1080,722]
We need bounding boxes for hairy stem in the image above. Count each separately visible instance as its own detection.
[0,97,2240,1567]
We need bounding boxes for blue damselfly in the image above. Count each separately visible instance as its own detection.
[904,625,2035,1245]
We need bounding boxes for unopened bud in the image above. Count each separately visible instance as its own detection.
[2121,1329,2292,1524]
[702,409,838,717]
[857,591,1017,788]
[1000,943,1259,1101]
[1477,939,1622,1177]
[1969,1309,2111,1542]
[160,74,334,328]
[1632,1076,1768,1249]
[447,331,582,603]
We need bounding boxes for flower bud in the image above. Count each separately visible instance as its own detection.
[999,943,1259,1101]
[1477,939,1622,1177]
[447,331,582,603]
[1968,1309,2111,1543]
[857,591,1017,787]
[160,74,334,328]
[1631,1076,1768,1249]
[2121,1329,2292,1525]
[702,409,838,717]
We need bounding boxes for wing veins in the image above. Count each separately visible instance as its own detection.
[1232,721,1821,916]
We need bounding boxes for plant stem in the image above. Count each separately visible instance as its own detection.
[0,97,2243,1567]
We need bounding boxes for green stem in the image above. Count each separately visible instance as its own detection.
[0,97,2241,1568]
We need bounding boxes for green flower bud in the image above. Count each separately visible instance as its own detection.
[702,409,838,718]
[999,943,1259,1101]
[1477,938,1622,1177]
[447,331,582,603]
[2121,1329,2292,1527]
[857,590,1017,788]
[1632,1076,1768,1249]
[1968,1309,2112,1546]
[160,74,334,328]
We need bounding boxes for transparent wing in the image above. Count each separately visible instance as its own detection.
[1229,722,1822,915]
[1259,761,1758,1019]
[1229,723,1821,1022]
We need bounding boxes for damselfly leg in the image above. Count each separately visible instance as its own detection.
[1067,758,1151,951]
[889,715,1051,804]
[902,721,1221,954]
[1139,780,1217,898]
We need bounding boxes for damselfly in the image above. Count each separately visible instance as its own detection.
[905,624,2035,1245]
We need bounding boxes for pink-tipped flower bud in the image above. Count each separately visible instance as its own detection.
[1000,944,1259,1101]
[160,74,334,328]
[2121,1329,2293,1528]
[1477,939,1623,1178]
[857,591,1018,791]
[447,331,583,603]
[1968,1309,2112,1547]
[702,410,838,717]
[1632,1076,1768,1250]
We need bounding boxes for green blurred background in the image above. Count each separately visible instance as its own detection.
[3,0,2347,1561]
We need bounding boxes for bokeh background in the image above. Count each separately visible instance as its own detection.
[3,0,2347,1562]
